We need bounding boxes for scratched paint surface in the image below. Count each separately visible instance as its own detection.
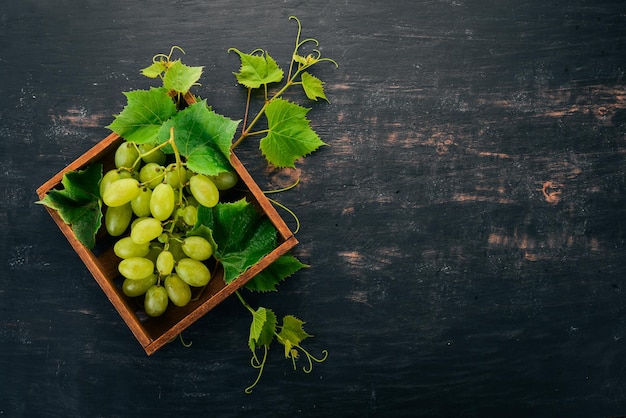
[2,0,626,416]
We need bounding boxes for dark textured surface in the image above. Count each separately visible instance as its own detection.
[2,0,626,416]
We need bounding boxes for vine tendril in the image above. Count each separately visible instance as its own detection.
[267,197,301,234]
[178,333,193,348]
[245,345,268,394]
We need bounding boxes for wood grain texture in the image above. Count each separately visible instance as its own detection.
[2,0,626,416]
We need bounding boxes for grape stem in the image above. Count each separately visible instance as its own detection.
[162,127,186,234]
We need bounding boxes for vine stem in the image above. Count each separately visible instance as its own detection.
[244,129,270,137]
[241,88,252,133]
[235,290,256,315]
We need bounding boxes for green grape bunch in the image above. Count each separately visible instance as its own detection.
[103,134,238,317]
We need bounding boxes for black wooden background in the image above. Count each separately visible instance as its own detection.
[2,0,626,416]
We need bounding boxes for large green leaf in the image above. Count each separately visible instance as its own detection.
[157,101,240,176]
[244,254,307,292]
[229,48,284,89]
[260,98,327,168]
[106,87,178,144]
[196,199,278,284]
[37,163,103,249]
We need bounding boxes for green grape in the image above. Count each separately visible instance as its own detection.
[144,285,168,317]
[105,203,132,236]
[122,273,157,297]
[150,183,175,221]
[157,233,169,244]
[181,236,213,261]
[102,178,141,207]
[118,257,154,280]
[209,170,239,190]
[131,187,152,217]
[182,205,198,226]
[100,169,121,197]
[175,258,211,287]
[164,274,192,307]
[115,142,139,169]
[189,174,219,207]
[114,236,150,259]
[138,143,166,165]
[131,216,148,229]
[139,163,165,189]
[165,164,187,189]
[130,217,163,244]
[156,250,175,276]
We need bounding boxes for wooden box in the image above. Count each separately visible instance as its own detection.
[36,93,298,355]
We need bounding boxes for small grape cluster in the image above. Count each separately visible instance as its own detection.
[101,138,237,317]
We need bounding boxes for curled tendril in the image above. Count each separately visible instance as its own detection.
[302,348,329,373]
[289,345,329,373]
[264,175,301,194]
[290,16,338,68]
[178,332,193,348]
[267,197,301,234]
[298,37,320,50]
[152,45,186,64]
[287,16,338,79]
[263,176,301,234]
[290,16,304,44]
[245,345,269,394]
[315,55,339,68]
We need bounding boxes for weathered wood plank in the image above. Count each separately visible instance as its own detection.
[2,0,626,416]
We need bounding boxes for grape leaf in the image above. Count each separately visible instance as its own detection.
[157,101,240,176]
[249,307,277,352]
[140,61,167,78]
[301,72,328,102]
[163,60,204,94]
[107,87,177,144]
[244,254,307,292]
[260,98,327,168]
[229,48,284,89]
[277,315,312,359]
[37,163,103,249]
[195,199,278,284]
